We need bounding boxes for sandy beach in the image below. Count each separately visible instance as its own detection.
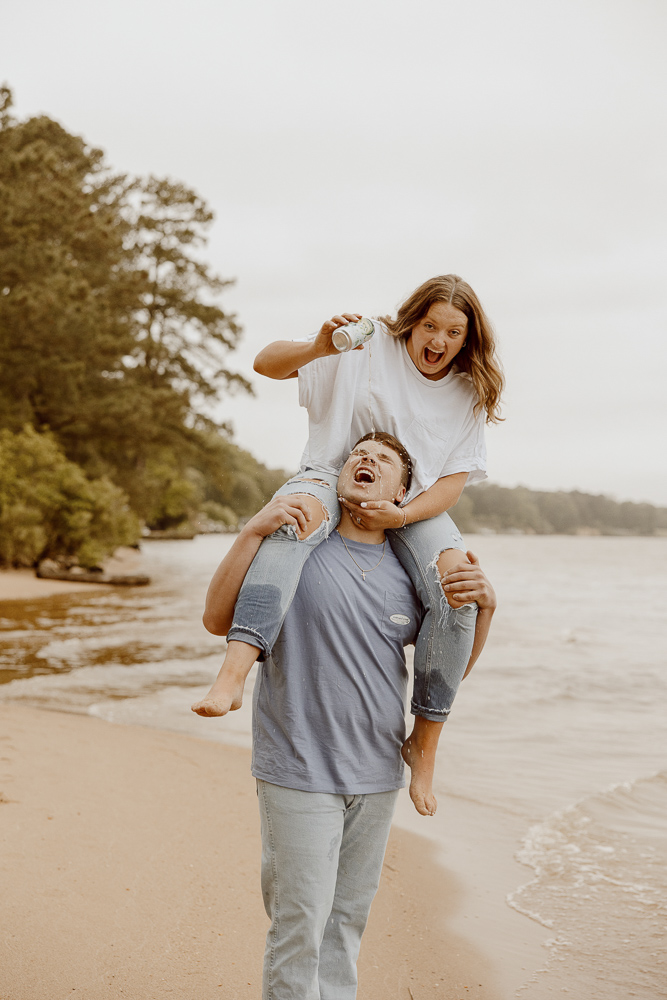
[0,568,109,602]
[3,534,665,998]
[0,550,148,602]
[1,704,501,1000]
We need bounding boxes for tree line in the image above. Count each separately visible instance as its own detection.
[455,482,667,536]
[0,87,285,567]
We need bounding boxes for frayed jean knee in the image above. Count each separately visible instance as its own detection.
[227,472,341,659]
[388,509,477,721]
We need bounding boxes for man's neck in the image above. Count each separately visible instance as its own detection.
[337,509,386,545]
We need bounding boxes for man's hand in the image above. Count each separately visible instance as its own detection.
[338,498,405,531]
[442,551,497,610]
[245,495,315,541]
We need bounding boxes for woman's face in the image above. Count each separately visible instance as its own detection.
[406,302,468,380]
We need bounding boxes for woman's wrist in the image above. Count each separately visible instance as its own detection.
[308,339,333,362]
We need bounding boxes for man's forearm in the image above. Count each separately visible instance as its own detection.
[202,527,265,635]
[202,495,316,635]
[462,606,494,680]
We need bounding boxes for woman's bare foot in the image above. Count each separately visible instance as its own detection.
[190,678,244,716]
[191,641,259,718]
[401,716,444,816]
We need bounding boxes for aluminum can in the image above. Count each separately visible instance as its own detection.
[332,317,375,352]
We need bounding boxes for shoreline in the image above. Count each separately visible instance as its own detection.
[0,548,148,601]
[1,703,510,999]
[0,567,110,600]
[2,533,663,997]
[392,787,547,998]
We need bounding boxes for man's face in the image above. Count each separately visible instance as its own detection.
[337,439,407,506]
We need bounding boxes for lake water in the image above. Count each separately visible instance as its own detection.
[1,534,665,998]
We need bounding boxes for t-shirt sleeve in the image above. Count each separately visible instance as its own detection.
[294,333,317,410]
[439,403,487,485]
[297,337,346,421]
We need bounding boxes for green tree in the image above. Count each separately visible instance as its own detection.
[0,87,140,456]
[0,87,276,528]
[450,490,475,533]
[126,175,250,407]
[0,426,139,567]
[463,482,666,535]
[534,491,580,533]
[189,430,288,519]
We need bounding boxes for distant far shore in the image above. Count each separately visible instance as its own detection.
[3,528,667,604]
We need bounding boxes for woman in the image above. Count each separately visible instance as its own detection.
[193,274,503,815]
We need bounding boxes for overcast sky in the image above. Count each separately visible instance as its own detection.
[4,0,666,503]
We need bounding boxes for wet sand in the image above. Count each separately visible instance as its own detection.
[0,704,502,1000]
[0,568,108,601]
[0,549,146,601]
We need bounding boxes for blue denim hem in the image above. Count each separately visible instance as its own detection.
[410,699,452,722]
[226,626,268,659]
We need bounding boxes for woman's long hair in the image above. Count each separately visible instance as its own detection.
[381,275,504,423]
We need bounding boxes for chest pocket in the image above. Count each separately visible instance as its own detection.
[381,591,417,643]
[400,417,451,481]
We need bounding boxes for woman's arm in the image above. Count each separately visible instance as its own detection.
[202,496,314,635]
[253,313,362,380]
[401,472,468,524]
[339,471,468,531]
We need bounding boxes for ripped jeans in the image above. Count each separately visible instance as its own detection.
[227,472,477,722]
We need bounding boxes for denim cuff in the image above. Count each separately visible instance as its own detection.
[410,699,452,722]
[226,626,270,661]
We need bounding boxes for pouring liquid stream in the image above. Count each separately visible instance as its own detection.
[367,338,375,436]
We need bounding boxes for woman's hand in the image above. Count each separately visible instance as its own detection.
[312,313,363,357]
[339,498,406,531]
[441,551,497,611]
[254,312,364,379]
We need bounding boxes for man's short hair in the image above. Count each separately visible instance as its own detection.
[353,432,413,493]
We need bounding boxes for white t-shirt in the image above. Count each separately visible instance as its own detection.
[297,324,487,502]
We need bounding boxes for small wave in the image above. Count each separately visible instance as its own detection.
[0,656,223,712]
[508,772,667,998]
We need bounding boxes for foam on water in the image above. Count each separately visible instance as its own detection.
[510,772,667,998]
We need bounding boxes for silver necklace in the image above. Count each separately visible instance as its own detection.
[336,530,386,581]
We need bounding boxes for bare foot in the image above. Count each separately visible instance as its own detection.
[400,716,444,816]
[190,682,244,717]
[191,641,259,718]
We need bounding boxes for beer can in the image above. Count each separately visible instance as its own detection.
[332,317,375,353]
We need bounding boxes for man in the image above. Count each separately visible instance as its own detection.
[192,432,495,1000]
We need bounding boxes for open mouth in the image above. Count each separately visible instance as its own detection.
[424,347,444,365]
[354,466,376,484]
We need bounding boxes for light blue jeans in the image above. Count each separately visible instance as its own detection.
[227,473,477,720]
[257,779,398,1000]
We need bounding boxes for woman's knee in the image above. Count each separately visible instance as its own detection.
[274,475,339,539]
[289,492,329,539]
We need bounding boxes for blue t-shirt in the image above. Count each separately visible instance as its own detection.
[251,531,421,795]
